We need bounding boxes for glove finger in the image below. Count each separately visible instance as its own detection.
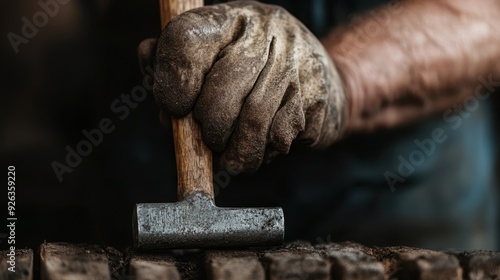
[268,81,305,154]
[153,4,250,117]
[194,26,270,152]
[297,45,346,148]
[263,146,281,165]
[221,39,290,174]
[295,98,327,146]
[293,47,331,146]
[138,38,158,77]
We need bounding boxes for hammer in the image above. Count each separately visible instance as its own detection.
[132,0,285,250]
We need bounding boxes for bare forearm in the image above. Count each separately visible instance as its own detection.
[323,0,500,133]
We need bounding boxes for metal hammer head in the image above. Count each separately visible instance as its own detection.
[133,192,285,250]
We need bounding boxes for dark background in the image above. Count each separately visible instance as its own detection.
[1,0,499,251]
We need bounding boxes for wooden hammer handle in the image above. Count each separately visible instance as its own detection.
[160,0,203,26]
[159,0,213,200]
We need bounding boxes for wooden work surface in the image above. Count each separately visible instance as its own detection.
[1,242,499,279]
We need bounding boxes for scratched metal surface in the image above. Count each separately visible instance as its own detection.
[134,192,285,250]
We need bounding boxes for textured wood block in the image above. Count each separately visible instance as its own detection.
[452,251,500,280]
[375,246,462,280]
[40,243,112,280]
[4,241,500,279]
[317,243,385,280]
[129,254,181,280]
[205,251,264,280]
[263,242,330,280]
[0,248,33,280]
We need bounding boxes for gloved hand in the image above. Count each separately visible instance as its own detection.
[153,1,347,174]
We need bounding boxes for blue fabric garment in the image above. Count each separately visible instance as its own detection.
[208,0,499,250]
[281,102,498,250]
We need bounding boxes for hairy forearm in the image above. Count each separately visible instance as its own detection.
[323,0,500,134]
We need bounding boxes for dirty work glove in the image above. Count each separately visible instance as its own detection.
[154,0,347,174]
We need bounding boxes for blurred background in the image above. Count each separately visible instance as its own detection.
[1,0,499,251]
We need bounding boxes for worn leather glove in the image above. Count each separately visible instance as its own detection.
[153,1,347,174]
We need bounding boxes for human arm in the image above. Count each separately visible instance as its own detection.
[323,0,500,133]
